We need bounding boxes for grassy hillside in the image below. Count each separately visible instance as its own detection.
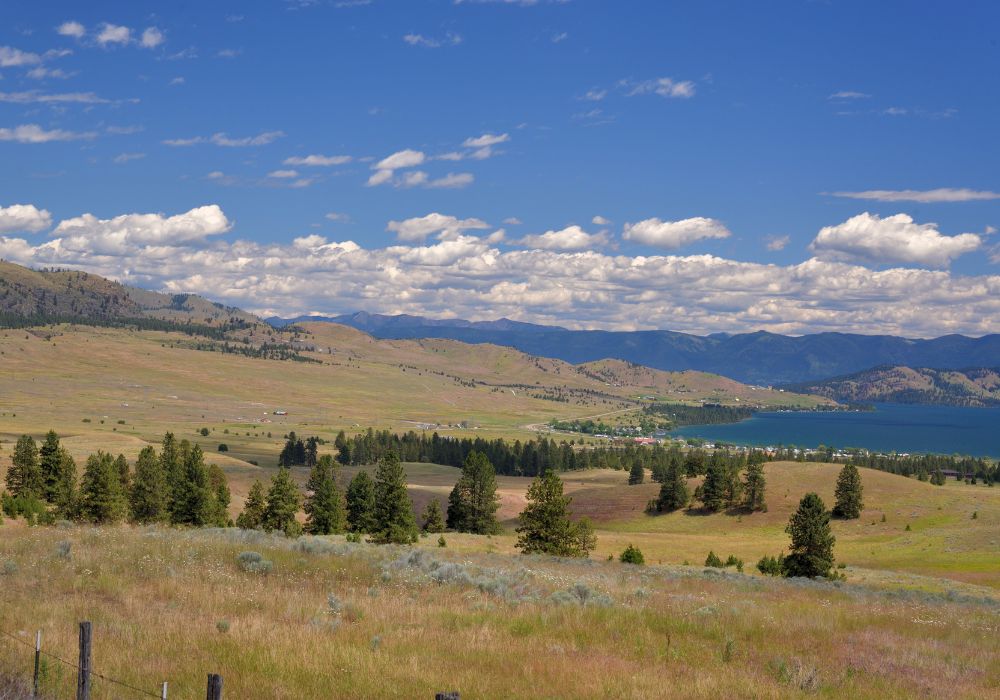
[0,323,826,461]
[0,260,257,328]
[786,365,1000,407]
[0,524,996,699]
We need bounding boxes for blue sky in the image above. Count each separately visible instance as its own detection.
[1,0,998,335]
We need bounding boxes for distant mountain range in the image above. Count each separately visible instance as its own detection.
[784,366,1000,407]
[267,311,1000,385]
[268,311,562,334]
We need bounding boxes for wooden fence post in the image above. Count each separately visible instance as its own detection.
[32,630,41,698]
[206,673,223,700]
[161,681,168,699]
[77,622,92,700]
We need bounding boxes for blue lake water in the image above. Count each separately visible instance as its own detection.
[670,403,1000,457]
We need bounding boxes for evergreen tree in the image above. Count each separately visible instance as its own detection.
[304,437,319,467]
[78,451,128,524]
[130,446,168,523]
[421,499,445,533]
[304,456,345,535]
[619,544,645,565]
[114,453,131,493]
[236,480,267,530]
[742,457,767,512]
[683,449,707,477]
[206,463,231,527]
[7,434,41,499]
[515,470,596,557]
[370,451,417,544]
[445,451,501,534]
[161,432,184,513]
[171,443,213,526]
[628,461,644,485]
[39,430,62,503]
[262,468,302,536]
[655,459,689,512]
[52,447,77,517]
[783,492,835,578]
[345,470,377,533]
[698,458,726,512]
[334,430,350,465]
[832,464,864,519]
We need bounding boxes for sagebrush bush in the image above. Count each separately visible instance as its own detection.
[237,551,273,574]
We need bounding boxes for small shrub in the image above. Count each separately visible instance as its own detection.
[2,560,17,576]
[905,523,911,531]
[619,544,645,565]
[724,554,743,570]
[82,418,91,423]
[722,638,736,663]
[756,553,785,576]
[54,541,72,560]
[370,635,382,651]
[216,620,230,634]
[437,535,447,548]
[217,444,229,452]
[705,550,724,568]
[346,532,362,543]
[972,511,978,520]
[327,593,343,615]
[116,419,126,425]
[199,427,210,436]
[881,513,887,523]
[237,551,273,575]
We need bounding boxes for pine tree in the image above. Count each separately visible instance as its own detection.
[304,456,345,535]
[52,447,77,517]
[78,451,128,524]
[130,446,168,523]
[742,457,767,512]
[161,432,184,514]
[114,454,131,493]
[370,451,417,544]
[171,443,213,526]
[628,461,644,485]
[236,479,267,530]
[7,434,41,499]
[832,464,864,519]
[655,459,689,512]
[783,492,835,578]
[421,499,445,533]
[515,470,596,557]
[345,471,377,533]
[39,430,63,503]
[698,459,726,512]
[206,464,231,527]
[262,468,302,536]
[445,451,500,534]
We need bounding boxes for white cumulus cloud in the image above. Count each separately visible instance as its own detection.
[518,225,609,251]
[810,212,981,267]
[0,124,96,143]
[387,213,490,242]
[56,21,86,39]
[0,204,52,234]
[622,217,730,248]
[96,24,132,46]
[284,154,352,166]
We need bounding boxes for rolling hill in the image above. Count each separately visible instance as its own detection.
[785,365,1000,407]
[276,311,1000,385]
[0,260,258,328]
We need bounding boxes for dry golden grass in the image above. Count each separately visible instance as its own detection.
[0,525,997,699]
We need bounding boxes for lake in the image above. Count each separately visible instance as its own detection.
[670,403,1000,457]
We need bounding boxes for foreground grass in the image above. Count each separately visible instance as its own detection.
[0,525,997,699]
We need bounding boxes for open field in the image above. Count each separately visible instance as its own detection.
[0,525,997,699]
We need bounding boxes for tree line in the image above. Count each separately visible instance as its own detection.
[3,431,230,527]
